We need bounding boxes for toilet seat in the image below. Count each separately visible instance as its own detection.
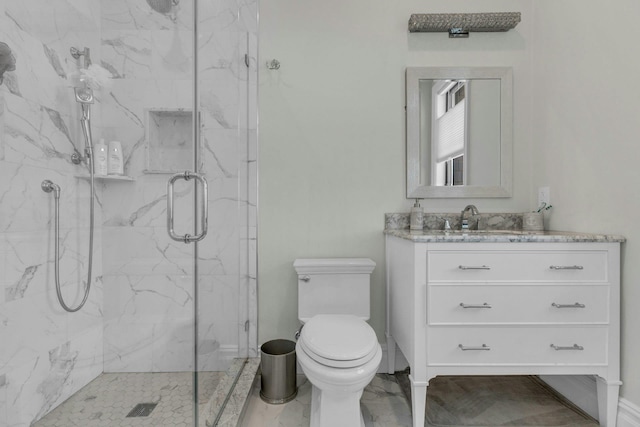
[299,314,378,368]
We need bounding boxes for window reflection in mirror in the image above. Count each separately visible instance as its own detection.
[423,78,501,188]
[432,80,467,186]
[406,67,512,199]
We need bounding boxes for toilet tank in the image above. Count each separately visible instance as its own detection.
[294,258,376,323]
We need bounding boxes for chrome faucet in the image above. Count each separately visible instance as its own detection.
[460,205,479,230]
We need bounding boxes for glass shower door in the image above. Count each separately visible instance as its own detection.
[0,0,256,425]
[193,0,258,423]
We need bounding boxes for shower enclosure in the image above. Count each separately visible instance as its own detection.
[0,0,257,425]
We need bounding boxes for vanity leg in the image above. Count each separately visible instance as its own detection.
[409,375,428,427]
[386,333,396,374]
[596,377,621,427]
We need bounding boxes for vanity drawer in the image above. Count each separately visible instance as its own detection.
[427,326,608,366]
[428,284,610,325]
[428,251,608,282]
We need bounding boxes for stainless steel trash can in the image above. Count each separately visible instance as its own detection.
[260,339,297,404]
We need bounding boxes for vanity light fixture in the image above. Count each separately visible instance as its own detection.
[408,12,521,38]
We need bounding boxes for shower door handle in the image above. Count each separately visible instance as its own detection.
[167,171,208,244]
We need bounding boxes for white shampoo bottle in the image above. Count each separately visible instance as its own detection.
[107,140,124,175]
[94,139,108,176]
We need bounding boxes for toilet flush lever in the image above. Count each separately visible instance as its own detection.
[299,275,311,282]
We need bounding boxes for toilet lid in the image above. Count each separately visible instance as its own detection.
[299,314,378,368]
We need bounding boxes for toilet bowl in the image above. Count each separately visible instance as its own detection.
[297,315,382,427]
[293,259,380,427]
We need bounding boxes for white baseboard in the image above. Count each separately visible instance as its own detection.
[378,342,388,373]
[539,375,599,419]
[540,375,640,427]
[618,398,640,427]
[379,342,409,373]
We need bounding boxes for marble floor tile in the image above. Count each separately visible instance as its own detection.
[240,374,412,427]
[240,373,598,427]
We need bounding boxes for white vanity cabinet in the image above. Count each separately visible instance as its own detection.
[385,234,622,427]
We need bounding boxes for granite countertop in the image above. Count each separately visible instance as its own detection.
[384,228,626,243]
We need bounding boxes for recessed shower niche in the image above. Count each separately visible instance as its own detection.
[145,108,200,173]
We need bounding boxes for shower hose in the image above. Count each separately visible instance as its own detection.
[42,125,95,313]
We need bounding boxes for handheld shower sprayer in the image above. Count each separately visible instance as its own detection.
[73,87,95,162]
[70,45,99,154]
[74,86,94,105]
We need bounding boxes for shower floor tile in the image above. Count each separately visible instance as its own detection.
[32,372,223,427]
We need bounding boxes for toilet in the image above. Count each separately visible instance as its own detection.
[293,258,381,427]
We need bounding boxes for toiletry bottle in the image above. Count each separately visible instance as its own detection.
[94,139,108,176]
[410,199,424,231]
[107,140,124,175]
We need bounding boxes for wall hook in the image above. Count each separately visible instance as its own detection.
[266,59,280,70]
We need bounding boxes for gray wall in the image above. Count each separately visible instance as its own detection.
[531,0,640,407]
[258,0,533,345]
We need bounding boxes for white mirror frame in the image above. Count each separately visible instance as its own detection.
[406,66,513,198]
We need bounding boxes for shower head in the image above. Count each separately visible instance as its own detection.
[147,0,179,14]
[74,86,94,104]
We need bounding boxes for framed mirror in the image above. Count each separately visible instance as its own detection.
[406,67,513,198]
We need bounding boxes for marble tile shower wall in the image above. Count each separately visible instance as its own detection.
[0,0,257,426]
[95,0,258,372]
[0,2,105,426]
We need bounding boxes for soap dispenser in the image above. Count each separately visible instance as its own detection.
[410,199,424,231]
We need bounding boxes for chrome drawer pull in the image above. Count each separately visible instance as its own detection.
[549,265,584,270]
[460,303,492,309]
[458,344,491,351]
[458,265,491,270]
[550,343,584,351]
[551,302,586,309]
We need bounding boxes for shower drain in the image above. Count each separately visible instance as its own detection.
[126,403,158,417]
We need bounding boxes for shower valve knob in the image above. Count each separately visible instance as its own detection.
[41,180,61,198]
